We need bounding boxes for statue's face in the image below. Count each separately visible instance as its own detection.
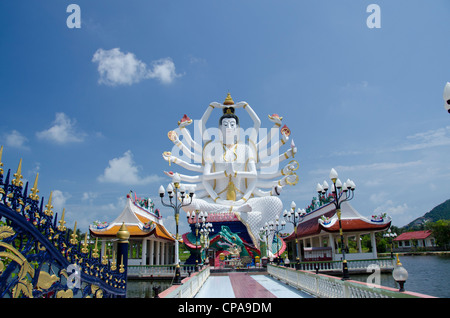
[220,118,238,144]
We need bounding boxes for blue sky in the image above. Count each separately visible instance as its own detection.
[1,1,450,235]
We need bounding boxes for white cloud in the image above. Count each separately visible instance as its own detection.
[81,191,98,202]
[52,190,71,212]
[400,126,450,151]
[373,200,408,216]
[36,113,86,144]
[92,48,181,86]
[3,130,29,150]
[97,150,164,185]
[310,160,422,175]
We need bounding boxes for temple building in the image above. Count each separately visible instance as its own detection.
[284,200,391,262]
[90,192,177,266]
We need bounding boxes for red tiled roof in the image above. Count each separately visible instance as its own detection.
[286,210,336,240]
[285,206,391,241]
[323,218,391,233]
[394,230,432,241]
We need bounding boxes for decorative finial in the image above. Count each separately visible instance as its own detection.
[44,191,53,216]
[58,208,67,231]
[70,221,78,245]
[29,173,40,201]
[223,93,234,105]
[12,159,23,187]
[396,253,402,266]
[81,232,89,254]
[110,249,117,270]
[92,237,99,258]
[116,222,130,242]
[119,255,125,273]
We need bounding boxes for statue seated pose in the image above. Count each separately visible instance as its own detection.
[162,94,299,250]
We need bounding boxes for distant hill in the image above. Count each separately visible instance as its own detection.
[404,199,450,229]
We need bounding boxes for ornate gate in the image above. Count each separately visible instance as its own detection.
[0,150,128,298]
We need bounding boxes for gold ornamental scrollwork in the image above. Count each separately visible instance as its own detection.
[0,225,35,298]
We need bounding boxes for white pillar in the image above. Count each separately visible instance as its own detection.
[149,240,154,265]
[161,242,165,265]
[329,234,336,260]
[141,239,147,265]
[370,232,377,258]
[155,241,160,265]
[356,234,362,253]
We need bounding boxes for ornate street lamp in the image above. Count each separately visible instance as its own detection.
[443,82,450,113]
[383,228,397,258]
[200,221,214,265]
[259,224,271,258]
[266,216,285,264]
[186,210,207,271]
[159,173,194,284]
[283,201,306,267]
[392,254,408,292]
[318,168,356,280]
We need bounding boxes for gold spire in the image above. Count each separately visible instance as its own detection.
[223,93,234,105]
[58,208,67,232]
[44,191,53,216]
[70,222,78,245]
[12,159,23,187]
[92,237,99,259]
[81,232,89,254]
[29,173,40,201]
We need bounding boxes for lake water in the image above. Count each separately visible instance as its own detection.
[127,279,173,298]
[126,255,450,298]
[350,254,450,298]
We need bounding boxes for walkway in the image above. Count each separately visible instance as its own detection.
[195,272,314,298]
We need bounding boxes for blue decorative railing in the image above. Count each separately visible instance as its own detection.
[0,152,127,298]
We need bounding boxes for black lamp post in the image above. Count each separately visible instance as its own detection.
[283,201,306,267]
[159,173,194,284]
[317,168,356,280]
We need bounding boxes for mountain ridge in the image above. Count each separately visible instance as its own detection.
[403,198,450,229]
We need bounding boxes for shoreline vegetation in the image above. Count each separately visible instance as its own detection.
[378,251,450,257]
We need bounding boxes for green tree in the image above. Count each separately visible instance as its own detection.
[426,219,450,248]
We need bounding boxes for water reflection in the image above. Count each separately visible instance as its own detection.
[127,279,173,298]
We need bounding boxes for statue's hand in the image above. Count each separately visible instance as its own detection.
[233,102,247,109]
[163,171,174,177]
[210,102,223,109]
[281,132,289,143]
[162,152,174,162]
[287,147,297,157]
[272,185,282,196]
[225,164,234,177]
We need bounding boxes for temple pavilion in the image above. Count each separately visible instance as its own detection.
[284,200,391,262]
[90,192,177,266]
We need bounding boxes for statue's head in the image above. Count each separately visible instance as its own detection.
[219,107,239,144]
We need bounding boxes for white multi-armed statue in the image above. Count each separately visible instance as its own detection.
[161,94,299,248]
